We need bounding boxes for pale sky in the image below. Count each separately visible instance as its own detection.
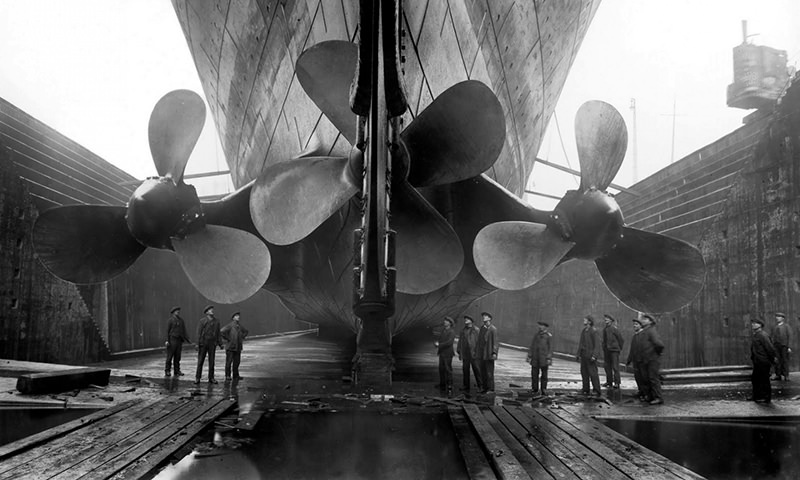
[1,0,799,204]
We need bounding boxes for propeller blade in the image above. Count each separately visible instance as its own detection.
[473,221,574,290]
[249,155,359,245]
[296,40,358,145]
[32,206,145,283]
[393,181,464,294]
[575,100,627,192]
[595,226,705,313]
[148,89,206,182]
[172,225,271,303]
[403,80,506,187]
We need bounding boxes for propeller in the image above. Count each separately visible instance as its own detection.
[474,100,706,313]
[33,90,271,303]
[249,40,505,294]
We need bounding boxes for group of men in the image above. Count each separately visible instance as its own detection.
[164,305,249,384]
[574,313,665,404]
[436,312,499,394]
[435,311,668,404]
[749,312,793,403]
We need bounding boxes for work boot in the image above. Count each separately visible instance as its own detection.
[176,371,185,376]
[209,378,218,384]
[194,378,200,385]
[165,371,171,377]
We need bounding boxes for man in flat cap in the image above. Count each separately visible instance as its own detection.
[195,305,221,384]
[476,312,499,393]
[435,316,456,394]
[576,315,602,396]
[221,312,249,381]
[750,318,777,403]
[626,318,646,400]
[771,312,792,381]
[527,321,553,395]
[639,314,665,405]
[602,314,624,389]
[457,315,482,393]
[164,306,189,377]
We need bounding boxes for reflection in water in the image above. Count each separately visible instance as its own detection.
[155,412,466,480]
[599,417,800,479]
[0,408,98,445]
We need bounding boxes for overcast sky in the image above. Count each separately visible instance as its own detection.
[1,0,799,205]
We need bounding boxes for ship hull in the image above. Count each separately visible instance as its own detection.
[172,0,600,333]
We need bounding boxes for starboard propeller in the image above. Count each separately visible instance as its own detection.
[473,100,705,313]
[33,90,271,303]
[249,40,505,294]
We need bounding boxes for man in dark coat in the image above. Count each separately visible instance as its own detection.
[527,321,553,395]
[576,315,602,396]
[626,318,647,400]
[771,312,792,381]
[457,315,481,392]
[751,318,778,403]
[164,306,190,377]
[476,312,499,393]
[195,305,221,384]
[602,314,624,389]
[221,312,249,381]
[639,314,666,405]
[435,316,456,394]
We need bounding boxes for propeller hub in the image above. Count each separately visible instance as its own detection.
[555,189,623,260]
[126,177,204,249]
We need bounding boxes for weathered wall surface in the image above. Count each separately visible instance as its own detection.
[1,97,303,363]
[0,147,109,364]
[475,77,800,370]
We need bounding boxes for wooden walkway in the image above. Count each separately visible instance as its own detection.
[0,396,234,479]
[450,404,706,480]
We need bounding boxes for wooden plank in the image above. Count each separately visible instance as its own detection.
[536,408,681,480]
[0,398,188,479]
[16,367,111,394]
[490,407,578,480]
[484,407,554,480]
[547,408,705,480]
[512,407,628,480]
[0,400,141,460]
[448,407,498,480]
[0,399,166,476]
[73,398,235,480]
[506,406,617,480]
[462,404,531,480]
[44,400,208,479]
[235,392,274,431]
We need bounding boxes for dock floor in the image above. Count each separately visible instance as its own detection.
[0,332,798,479]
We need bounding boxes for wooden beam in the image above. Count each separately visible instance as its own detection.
[118,170,231,186]
[462,404,531,480]
[448,407,498,480]
[16,367,111,395]
[533,157,638,195]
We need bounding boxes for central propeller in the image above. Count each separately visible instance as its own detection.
[250,40,506,294]
[474,100,705,313]
[33,90,271,303]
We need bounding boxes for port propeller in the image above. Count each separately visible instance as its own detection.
[33,90,271,303]
[249,40,504,294]
[473,101,705,313]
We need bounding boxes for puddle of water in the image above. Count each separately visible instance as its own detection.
[598,416,800,479]
[0,408,99,445]
[154,411,467,480]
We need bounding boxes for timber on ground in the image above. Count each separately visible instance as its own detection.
[451,404,706,480]
[0,395,234,480]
